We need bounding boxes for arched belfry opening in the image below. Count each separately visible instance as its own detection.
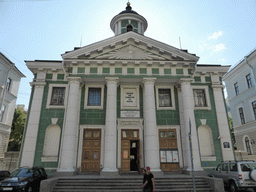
[110,2,148,36]
[127,24,133,32]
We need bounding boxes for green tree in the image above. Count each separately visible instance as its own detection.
[7,107,26,151]
[228,116,237,150]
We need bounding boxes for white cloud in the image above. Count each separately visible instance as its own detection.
[209,43,227,52]
[208,31,223,40]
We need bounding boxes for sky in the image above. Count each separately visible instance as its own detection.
[0,0,256,109]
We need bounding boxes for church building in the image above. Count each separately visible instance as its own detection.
[19,3,234,176]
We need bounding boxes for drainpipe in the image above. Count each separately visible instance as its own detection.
[244,56,256,86]
[0,63,15,120]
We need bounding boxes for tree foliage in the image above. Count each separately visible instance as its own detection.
[8,107,26,151]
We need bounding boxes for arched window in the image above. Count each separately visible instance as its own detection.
[43,125,61,158]
[245,137,252,155]
[198,125,215,158]
[126,25,133,32]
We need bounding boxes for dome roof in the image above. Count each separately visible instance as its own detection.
[119,2,138,15]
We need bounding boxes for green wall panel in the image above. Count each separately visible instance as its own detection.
[176,69,183,75]
[78,67,85,73]
[33,82,65,168]
[46,74,53,79]
[152,68,159,74]
[57,74,64,80]
[194,85,223,168]
[90,68,98,74]
[127,68,135,74]
[115,68,122,74]
[103,68,110,74]
[140,68,147,74]
[164,69,171,75]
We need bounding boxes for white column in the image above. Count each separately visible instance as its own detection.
[20,81,46,167]
[212,84,234,161]
[58,77,81,172]
[179,78,203,171]
[102,77,119,173]
[143,78,161,172]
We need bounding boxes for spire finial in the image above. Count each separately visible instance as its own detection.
[126,1,131,10]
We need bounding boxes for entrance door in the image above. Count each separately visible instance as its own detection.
[121,130,140,172]
[81,129,101,172]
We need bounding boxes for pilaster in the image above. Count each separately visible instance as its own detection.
[57,77,81,174]
[20,81,46,167]
[211,84,234,161]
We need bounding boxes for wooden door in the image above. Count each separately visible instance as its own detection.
[81,129,101,172]
[159,129,179,172]
[121,140,130,172]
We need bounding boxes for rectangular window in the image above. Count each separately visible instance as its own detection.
[6,78,11,91]
[193,89,207,107]
[252,101,256,120]
[238,107,245,124]
[158,89,172,107]
[50,87,65,106]
[0,105,6,122]
[246,74,253,88]
[234,82,239,96]
[88,88,101,106]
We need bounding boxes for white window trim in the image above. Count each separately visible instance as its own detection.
[243,135,253,155]
[248,95,256,121]
[155,85,176,110]
[192,85,211,110]
[46,84,68,109]
[235,102,246,125]
[84,84,104,110]
[120,85,140,110]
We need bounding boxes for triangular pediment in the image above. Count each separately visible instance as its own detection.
[62,32,199,62]
[92,44,167,60]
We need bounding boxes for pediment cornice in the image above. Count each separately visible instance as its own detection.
[62,32,199,62]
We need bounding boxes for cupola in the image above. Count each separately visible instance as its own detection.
[110,2,148,36]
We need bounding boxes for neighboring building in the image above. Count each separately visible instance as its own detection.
[0,52,25,166]
[223,48,256,161]
[19,3,234,177]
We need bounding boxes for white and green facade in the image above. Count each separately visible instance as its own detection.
[19,3,234,176]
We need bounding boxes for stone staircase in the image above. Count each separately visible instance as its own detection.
[52,176,214,192]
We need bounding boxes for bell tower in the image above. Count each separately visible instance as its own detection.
[110,2,148,36]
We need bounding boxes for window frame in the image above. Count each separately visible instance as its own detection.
[246,74,253,89]
[0,104,6,122]
[84,84,104,110]
[245,137,252,155]
[46,84,68,109]
[252,100,256,120]
[234,82,239,96]
[6,78,12,91]
[192,86,211,110]
[155,85,176,110]
[238,107,245,124]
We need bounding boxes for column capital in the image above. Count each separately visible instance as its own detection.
[211,84,224,90]
[67,77,82,84]
[142,77,156,84]
[30,81,46,88]
[105,77,119,84]
[179,78,193,85]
